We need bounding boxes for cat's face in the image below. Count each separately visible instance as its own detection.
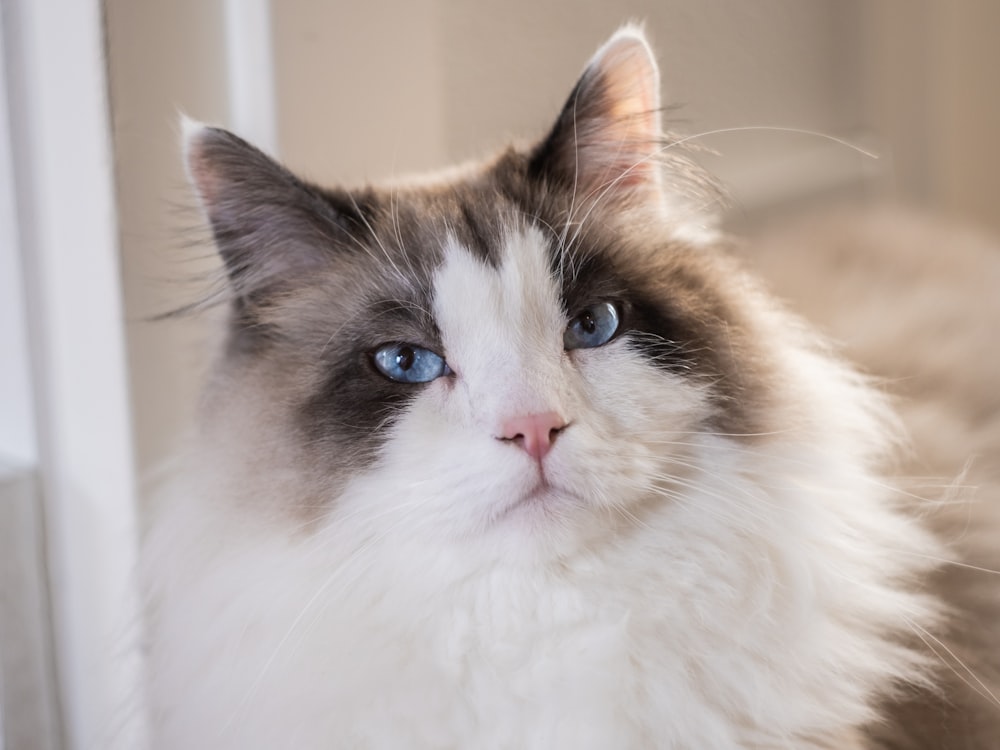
[186,29,776,553]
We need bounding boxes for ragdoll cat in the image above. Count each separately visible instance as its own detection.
[145,26,1000,749]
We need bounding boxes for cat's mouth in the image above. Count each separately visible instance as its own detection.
[494,476,572,522]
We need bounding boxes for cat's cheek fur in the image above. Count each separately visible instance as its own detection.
[559,348,713,501]
[362,353,711,551]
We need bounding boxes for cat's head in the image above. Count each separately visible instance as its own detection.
[183,27,830,555]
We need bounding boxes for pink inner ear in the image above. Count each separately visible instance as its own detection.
[597,36,662,133]
[576,30,665,202]
[183,127,220,209]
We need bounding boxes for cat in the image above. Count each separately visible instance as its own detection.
[144,25,1000,749]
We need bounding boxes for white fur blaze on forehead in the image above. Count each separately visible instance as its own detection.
[433,227,567,414]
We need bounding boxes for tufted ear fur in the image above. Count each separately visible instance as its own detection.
[182,118,347,298]
[529,26,666,210]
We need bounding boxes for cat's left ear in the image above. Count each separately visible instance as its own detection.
[530,26,665,210]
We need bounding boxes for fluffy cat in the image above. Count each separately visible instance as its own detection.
[144,26,1000,749]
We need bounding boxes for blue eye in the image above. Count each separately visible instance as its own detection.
[564,302,620,350]
[372,343,450,383]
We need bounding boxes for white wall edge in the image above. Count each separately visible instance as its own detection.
[3,0,148,747]
[0,0,37,466]
[0,461,61,750]
[224,0,278,153]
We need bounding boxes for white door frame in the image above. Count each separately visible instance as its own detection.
[1,0,146,747]
[2,0,281,745]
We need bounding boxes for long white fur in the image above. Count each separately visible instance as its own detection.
[145,223,941,749]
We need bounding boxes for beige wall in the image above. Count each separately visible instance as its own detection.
[106,0,230,476]
[926,2,1000,234]
[864,0,1000,236]
[273,0,870,204]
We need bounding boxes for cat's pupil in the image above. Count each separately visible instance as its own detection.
[580,312,597,334]
[396,346,415,371]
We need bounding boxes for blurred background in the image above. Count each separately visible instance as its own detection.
[2,0,998,747]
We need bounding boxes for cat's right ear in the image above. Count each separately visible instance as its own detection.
[182,117,340,296]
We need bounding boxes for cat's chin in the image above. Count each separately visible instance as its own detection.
[485,474,591,533]
[494,477,556,517]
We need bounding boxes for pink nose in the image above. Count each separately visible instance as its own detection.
[498,412,567,461]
